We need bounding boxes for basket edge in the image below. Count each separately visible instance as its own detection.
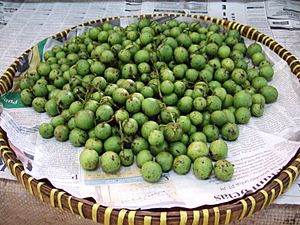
[0,13,300,225]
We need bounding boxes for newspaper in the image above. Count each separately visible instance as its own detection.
[0,0,300,207]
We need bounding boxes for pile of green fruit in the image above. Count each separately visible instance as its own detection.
[19,18,278,183]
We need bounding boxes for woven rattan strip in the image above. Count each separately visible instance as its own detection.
[192,210,200,225]
[117,209,127,225]
[92,204,101,223]
[225,209,231,224]
[37,182,45,202]
[283,170,293,191]
[179,211,187,225]
[1,13,300,225]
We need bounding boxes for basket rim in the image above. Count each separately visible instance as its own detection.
[1,13,300,225]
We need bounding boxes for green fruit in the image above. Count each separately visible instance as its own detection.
[173,155,191,175]
[132,112,148,127]
[95,122,111,140]
[223,109,236,123]
[85,138,103,154]
[121,63,138,79]
[108,32,122,45]
[20,77,34,90]
[169,142,187,157]
[104,67,120,83]
[193,97,207,111]
[177,33,192,48]
[138,62,151,74]
[247,42,262,57]
[126,97,141,113]
[260,85,278,103]
[221,123,239,141]
[96,104,114,122]
[221,58,235,72]
[20,89,34,106]
[251,104,264,117]
[39,123,54,139]
[158,44,173,62]
[100,50,115,64]
[185,68,199,82]
[134,49,150,64]
[189,132,207,144]
[101,151,121,173]
[173,64,186,79]
[84,100,99,113]
[141,161,162,183]
[189,111,203,126]
[160,80,174,95]
[252,77,267,90]
[233,90,252,108]
[218,45,231,59]
[37,62,51,76]
[176,116,192,133]
[160,106,180,124]
[252,52,265,66]
[187,141,209,161]
[231,68,247,84]
[174,47,188,63]
[252,94,266,105]
[50,115,65,128]
[210,110,228,128]
[203,124,219,142]
[115,109,129,123]
[214,159,234,181]
[44,99,58,116]
[102,22,113,31]
[56,90,75,109]
[199,69,213,82]
[209,140,228,160]
[206,96,222,112]
[206,43,218,57]
[61,109,72,121]
[69,101,84,115]
[178,96,193,113]
[119,149,134,166]
[213,87,227,101]
[148,130,164,146]
[190,54,206,70]
[32,83,48,97]
[223,94,234,108]
[235,107,251,124]
[132,137,150,155]
[136,150,153,168]
[112,88,129,105]
[193,157,213,179]
[76,59,90,76]
[75,110,95,131]
[155,151,173,172]
[79,149,99,170]
[24,19,280,183]
[54,125,69,142]
[122,118,139,135]
[104,136,122,153]
[69,128,88,147]
[164,123,183,142]
[142,98,161,116]
[32,97,47,113]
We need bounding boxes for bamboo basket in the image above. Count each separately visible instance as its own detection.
[1,14,300,225]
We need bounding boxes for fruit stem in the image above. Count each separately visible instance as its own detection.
[118,121,125,150]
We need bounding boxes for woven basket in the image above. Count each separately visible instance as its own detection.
[1,14,300,225]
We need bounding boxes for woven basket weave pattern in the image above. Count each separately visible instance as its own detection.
[1,14,300,225]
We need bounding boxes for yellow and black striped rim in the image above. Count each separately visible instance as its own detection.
[1,14,300,225]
